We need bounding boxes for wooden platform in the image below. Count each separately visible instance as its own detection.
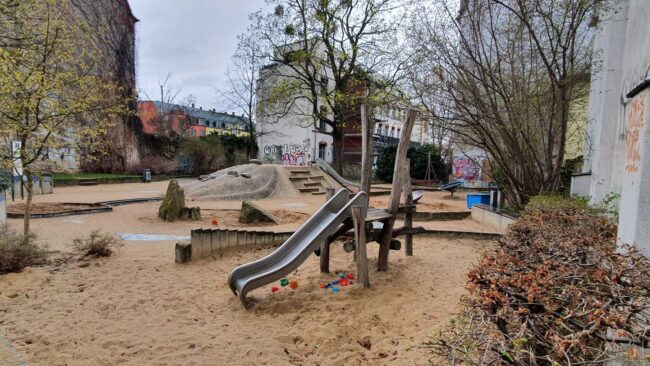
[365,207,393,222]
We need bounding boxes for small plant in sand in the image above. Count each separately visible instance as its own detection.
[72,231,123,258]
[0,227,47,274]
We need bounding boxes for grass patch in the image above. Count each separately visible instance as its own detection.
[72,231,123,257]
[53,173,140,181]
[0,228,48,274]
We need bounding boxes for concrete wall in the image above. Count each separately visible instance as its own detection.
[583,0,650,254]
[570,173,591,197]
[471,204,516,233]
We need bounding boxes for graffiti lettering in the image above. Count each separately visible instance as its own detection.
[263,139,312,166]
[626,95,645,173]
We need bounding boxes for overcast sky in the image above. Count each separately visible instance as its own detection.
[130,0,268,111]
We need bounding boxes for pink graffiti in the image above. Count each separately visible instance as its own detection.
[453,158,482,182]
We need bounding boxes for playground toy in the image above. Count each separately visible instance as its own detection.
[280,278,289,287]
[271,286,279,293]
[331,287,340,293]
[438,181,463,196]
[211,217,218,225]
[289,279,298,289]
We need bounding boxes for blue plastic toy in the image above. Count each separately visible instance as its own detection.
[331,287,340,293]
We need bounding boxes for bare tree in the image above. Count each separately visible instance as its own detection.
[253,0,410,172]
[410,0,610,209]
[216,30,269,159]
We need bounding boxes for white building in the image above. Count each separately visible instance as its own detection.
[256,41,428,169]
[575,0,650,255]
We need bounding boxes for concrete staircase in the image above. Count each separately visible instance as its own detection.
[288,167,327,195]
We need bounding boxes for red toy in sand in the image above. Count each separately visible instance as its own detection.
[271,286,279,293]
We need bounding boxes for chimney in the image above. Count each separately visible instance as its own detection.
[200,106,202,110]
[191,103,195,108]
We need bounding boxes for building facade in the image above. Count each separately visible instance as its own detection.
[138,101,250,138]
[576,0,650,255]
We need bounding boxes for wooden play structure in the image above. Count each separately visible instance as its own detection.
[317,106,422,287]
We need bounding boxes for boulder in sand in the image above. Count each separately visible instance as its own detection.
[239,201,280,224]
[159,180,201,222]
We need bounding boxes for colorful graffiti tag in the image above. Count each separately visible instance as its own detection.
[452,147,493,188]
[263,138,312,166]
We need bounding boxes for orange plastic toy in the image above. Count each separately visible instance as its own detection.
[289,279,298,289]
[211,217,219,225]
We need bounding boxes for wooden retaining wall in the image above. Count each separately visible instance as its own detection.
[176,228,294,263]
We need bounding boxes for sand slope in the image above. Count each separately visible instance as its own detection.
[0,237,490,365]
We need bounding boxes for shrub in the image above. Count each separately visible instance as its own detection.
[525,192,589,212]
[139,155,179,175]
[375,144,447,182]
[72,231,123,257]
[427,205,650,364]
[0,228,47,274]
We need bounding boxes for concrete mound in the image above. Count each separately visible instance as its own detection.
[185,163,344,201]
[185,164,286,201]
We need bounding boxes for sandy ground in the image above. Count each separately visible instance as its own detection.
[0,236,492,365]
[0,180,500,365]
[370,191,469,212]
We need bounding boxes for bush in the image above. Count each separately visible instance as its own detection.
[0,228,47,274]
[375,144,447,182]
[72,231,123,257]
[139,155,179,175]
[427,205,650,364]
[180,133,249,174]
[525,192,589,212]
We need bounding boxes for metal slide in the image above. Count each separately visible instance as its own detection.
[315,158,360,189]
[228,189,368,308]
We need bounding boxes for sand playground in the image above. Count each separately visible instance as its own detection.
[0,164,498,365]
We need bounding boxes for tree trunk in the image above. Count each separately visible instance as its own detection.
[23,171,33,236]
[331,126,344,173]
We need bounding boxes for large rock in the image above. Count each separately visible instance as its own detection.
[159,180,201,221]
[239,201,280,224]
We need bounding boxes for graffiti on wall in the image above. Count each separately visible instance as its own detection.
[452,147,493,188]
[263,138,312,166]
[626,94,645,174]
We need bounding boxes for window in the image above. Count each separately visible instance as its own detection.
[391,127,395,137]
[318,143,326,159]
[212,121,216,128]
[376,123,382,135]
[320,76,328,93]
[318,120,326,132]
[221,122,226,129]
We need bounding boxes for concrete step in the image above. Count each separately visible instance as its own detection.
[308,175,325,180]
[311,191,326,195]
[299,187,319,193]
[303,181,322,186]
[290,170,311,175]
[289,176,309,181]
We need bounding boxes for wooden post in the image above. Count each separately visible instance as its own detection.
[402,160,414,256]
[320,188,336,273]
[378,110,417,271]
[352,205,370,288]
[360,105,374,206]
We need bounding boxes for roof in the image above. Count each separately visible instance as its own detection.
[150,101,248,127]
